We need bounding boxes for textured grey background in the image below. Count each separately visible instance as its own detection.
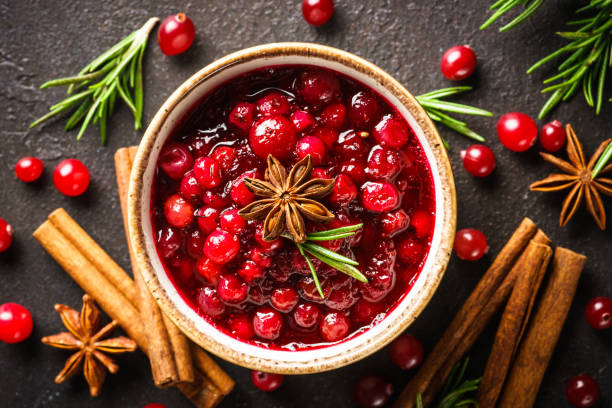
[1,0,610,407]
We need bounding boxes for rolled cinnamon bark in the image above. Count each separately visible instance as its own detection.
[497,247,586,408]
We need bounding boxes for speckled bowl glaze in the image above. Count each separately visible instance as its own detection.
[128,42,456,374]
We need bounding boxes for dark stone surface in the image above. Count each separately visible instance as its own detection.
[1,0,610,407]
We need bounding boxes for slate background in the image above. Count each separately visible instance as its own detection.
[1,0,610,407]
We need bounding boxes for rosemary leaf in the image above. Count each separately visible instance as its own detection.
[306,232,356,241]
[307,223,364,237]
[301,242,359,266]
[592,141,612,178]
[301,245,368,283]
[297,243,324,298]
[415,358,481,408]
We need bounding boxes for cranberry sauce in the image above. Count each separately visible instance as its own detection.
[151,66,435,349]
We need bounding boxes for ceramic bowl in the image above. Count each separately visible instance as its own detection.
[128,42,456,374]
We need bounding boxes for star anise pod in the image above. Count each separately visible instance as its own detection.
[238,154,335,243]
[530,124,612,230]
[41,294,138,397]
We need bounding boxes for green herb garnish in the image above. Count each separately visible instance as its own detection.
[416,358,481,408]
[480,0,548,32]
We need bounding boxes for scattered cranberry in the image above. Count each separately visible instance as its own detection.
[320,311,350,342]
[440,45,477,81]
[256,92,291,116]
[0,303,33,343]
[410,210,432,239]
[497,112,538,152]
[349,91,380,129]
[290,110,315,132]
[585,296,612,330]
[196,256,223,284]
[253,306,283,340]
[53,159,90,196]
[249,115,297,160]
[566,374,600,408]
[270,287,299,312]
[15,157,43,182]
[179,171,203,204]
[217,274,248,304]
[389,333,424,370]
[354,374,394,408]
[361,182,399,212]
[293,302,321,328]
[156,226,182,259]
[461,144,496,177]
[368,146,401,180]
[301,0,334,26]
[0,219,13,253]
[219,209,247,234]
[228,102,255,135]
[228,313,255,339]
[540,120,566,152]
[320,103,347,128]
[195,206,220,234]
[158,143,194,180]
[373,115,409,149]
[454,228,489,261]
[380,209,410,238]
[330,174,358,205]
[204,230,239,264]
[197,287,225,317]
[158,13,195,56]
[397,238,424,265]
[251,370,284,392]
[296,136,327,165]
[297,69,340,106]
[164,194,194,228]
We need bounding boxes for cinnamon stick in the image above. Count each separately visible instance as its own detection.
[115,146,193,387]
[476,241,552,408]
[498,247,586,408]
[394,217,538,408]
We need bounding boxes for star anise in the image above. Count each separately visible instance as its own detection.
[238,154,335,243]
[530,124,612,230]
[41,294,138,397]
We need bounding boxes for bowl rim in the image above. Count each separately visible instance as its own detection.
[128,42,456,374]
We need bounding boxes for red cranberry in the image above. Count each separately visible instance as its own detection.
[301,0,334,26]
[168,252,194,283]
[461,144,496,177]
[367,146,401,180]
[410,210,432,238]
[203,190,231,209]
[361,182,399,212]
[157,13,195,56]
[270,287,299,312]
[585,296,612,330]
[360,266,396,302]
[540,120,566,152]
[237,260,265,284]
[311,167,330,179]
[352,299,384,324]
[156,226,182,259]
[0,219,14,253]
[256,92,291,116]
[231,170,258,207]
[187,136,214,158]
[228,313,255,339]
[354,374,394,408]
[566,374,600,408]
[320,103,347,129]
[296,69,340,106]
[186,229,206,258]
[253,306,283,340]
[336,131,368,160]
[298,276,332,302]
[210,146,237,173]
[197,287,226,317]
[158,143,194,180]
[179,171,203,204]
[497,112,538,152]
[15,157,44,182]
[325,285,358,311]
[339,160,367,185]
[53,159,90,196]
[296,136,326,165]
[349,91,380,129]
[250,247,272,268]
[373,115,409,149]
[0,303,33,343]
[290,110,315,132]
[196,256,223,284]
[293,303,321,328]
[193,157,222,188]
[320,311,350,342]
[440,45,477,81]
[217,274,248,304]
[380,209,409,237]
[251,370,284,392]
[228,102,255,135]
[164,194,194,228]
[397,237,424,265]
[248,286,268,305]
[454,228,489,261]
[144,404,167,408]
[255,223,283,252]
[330,174,358,205]
[203,230,239,264]
[195,206,220,233]
[312,126,340,149]
[219,208,247,234]
[249,115,297,161]
[389,333,424,370]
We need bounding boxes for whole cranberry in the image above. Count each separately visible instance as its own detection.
[389,333,424,370]
[290,110,316,132]
[203,230,239,264]
[164,194,194,228]
[354,374,394,408]
[293,302,322,328]
[250,247,272,268]
[461,144,496,177]
[302,0,334,26]
[270,287,299,312]
[367,146,401,180]
[197,287,226,317]
[0,303,33,343]
[440,45,477,81]
[158,143,194,180]
[361,182,400,212]
[325,285,358,311]
[397,238,424,265]
[195,256,223,284]
[237,260,265,284]
[296,69,340,106]
[210,146,237,173]
[373,115,409,149]
[296,136,327,165]
[15,157,44,182]
[219,208,247,234]
[585,296,612,330]
[349,91,380,129]
[249,115,297,160]
[251,370,284,392]
[256,92,291,116]
[253,306,283,340]
[157,13,195,56]
[195,206,220,234]
[228,313,255,339]
[379,209,410,238]
[0,218,14,253]
[255,223,283,253]
[312,126,340,148]
[217,274,248,304]
[143,404,167,408]
[179,171,203,204]
[193,156,222,188]
[330,174,358,205]
[311,167,330,179]
[53,159,90,196]
[320,311,350,342]
[156,226,182,259]
[186,229,206,258]
[320,103,347,128]
[298,276,332,302]
[231,170,258,207]
[168,252,194,283]
[410,210,432,238]
[540,120,566,152]
[335,131,368,161]
[340,160,367,184]
[566,374,600,408]
[352,299,384,323]
[203,190,231,209]
[497,112,538,152]
[360,266,396,302]
[454,228,489,261]
[228,102,255,135]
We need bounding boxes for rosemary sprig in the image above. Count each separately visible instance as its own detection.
[285,224,367,298]
[416,358,481,408]
[30,17,159,144]
[592,140,612,177]
[480,0,548,32]
[416,87,492,148]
